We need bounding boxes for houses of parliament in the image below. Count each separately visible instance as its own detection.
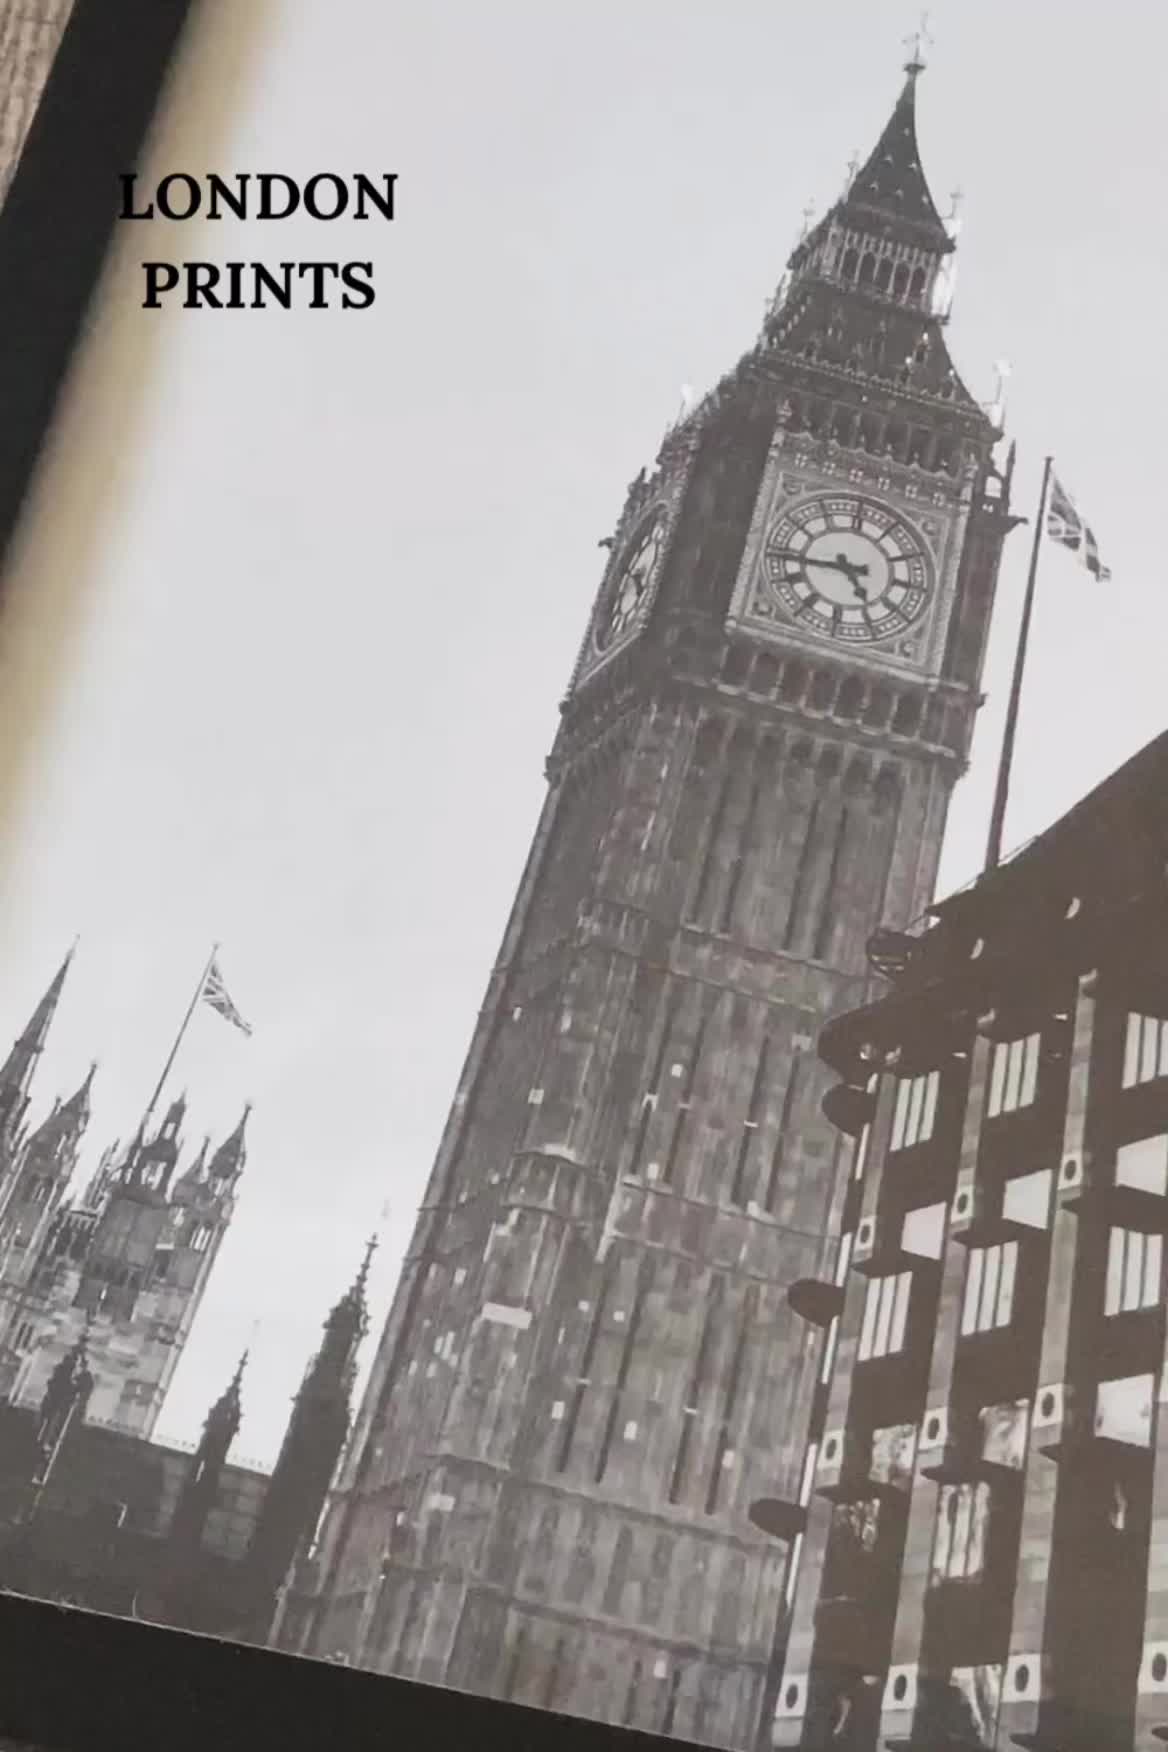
[0,947,373,1639]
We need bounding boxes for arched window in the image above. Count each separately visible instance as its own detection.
[780,662,806,705]
[875,257,892,292]
[893,263,910,299]
[837,677,865,719]
[909,266,926,301]
[858,252,875,287]
[841,247,859,281]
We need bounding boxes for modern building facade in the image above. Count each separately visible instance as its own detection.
[773,730,1168,1752]
[295,56,1019,1748]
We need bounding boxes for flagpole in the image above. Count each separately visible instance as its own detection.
[136,942,218,1140]
[984,455,1053,873]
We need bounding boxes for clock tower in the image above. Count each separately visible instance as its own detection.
[295,58,1018,1749]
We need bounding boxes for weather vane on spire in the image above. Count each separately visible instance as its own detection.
[903,9,933,75]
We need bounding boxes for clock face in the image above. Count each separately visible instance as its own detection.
[762,494,932,644]
[595,510,665,653]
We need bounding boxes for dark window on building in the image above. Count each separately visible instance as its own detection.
[931,1481,991,1583]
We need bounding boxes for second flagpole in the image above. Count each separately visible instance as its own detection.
[135,942,219,1142]
[984,454,1053,873]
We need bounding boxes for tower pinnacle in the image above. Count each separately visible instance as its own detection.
[903,10,933,77]
[837,56,952,251]
[0,947,76,1152]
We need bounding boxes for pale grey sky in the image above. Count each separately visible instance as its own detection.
[0,0,1160,1467]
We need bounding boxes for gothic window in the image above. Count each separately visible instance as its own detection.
[909,266,926,301]
[883,420,907,459]
[841,247,858,281]
[1105,1226,1162,1317]
[764,1052,805,1210]
[889,1070,939,1151]
[907,430,930,467]
[191,1223,212,1252]
[1123,1012,1168,1089]
[961,1242,1018,1337]
[603,1527,634,1615]
[729,1037,770,1205]
[13,1321,34,1351]
[986,1034,1040,1118]
[858,1270,912,1361]
[28,1176,47,1205]
[659,1008,709,1185]
[893,263,910,299]
[705,1287,755,1512]
[858,252,875,287]
[875,256,892,292]
[931,1481,991,1584]
[780,660,807,704]
[668,1280,723,1503]
[837,677,865,719]
[627,984,682,1179]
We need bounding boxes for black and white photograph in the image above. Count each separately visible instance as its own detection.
[0,2,1164,1749]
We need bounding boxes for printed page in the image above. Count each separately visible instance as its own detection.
[0,4,1157,1751]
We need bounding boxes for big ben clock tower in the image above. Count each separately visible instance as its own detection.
[293,57,1018,1749]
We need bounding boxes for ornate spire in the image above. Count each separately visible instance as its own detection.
[19,1061,95,1176]
[65,1061,97,1116]
[0,947,75,1142]
[208,1103,251,1186]
[240,1245,375,1628]
[166,1348,248,1582]
[206,1347,247,1438]
[836,56,953,252]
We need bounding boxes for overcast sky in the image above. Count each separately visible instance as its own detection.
[0,0,1160,1469]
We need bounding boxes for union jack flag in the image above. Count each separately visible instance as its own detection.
[1047,473,1111,582]
[201,957,253,1037]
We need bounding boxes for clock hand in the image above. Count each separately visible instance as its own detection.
[773,547,876,604]
[831,553,874,602]
[772,548,860,575]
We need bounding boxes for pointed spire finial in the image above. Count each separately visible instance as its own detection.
[357,1232,378,1295]
[798,199,816,242]
[988,359,1012,427]
[903,10,932,77]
